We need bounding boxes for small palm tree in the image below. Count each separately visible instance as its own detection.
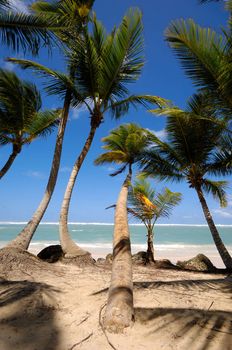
[0,69,59,179]
[143,93,232,269]
[95,123,153,332]
[128,179,181,262]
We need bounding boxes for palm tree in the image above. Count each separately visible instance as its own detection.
[6,9,166,253]
[0,69,59,179]
[57,9,167,258]
[95,123,153,332]
[142,93,232,270]
[128,179,181,262]
[5,1,95,250]
[165,0,232,120]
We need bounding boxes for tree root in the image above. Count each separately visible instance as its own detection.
[99,303,118,350]
[68,332,93,350]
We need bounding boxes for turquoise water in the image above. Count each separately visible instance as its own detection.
[1,223,231,267]
[0,223,231,247]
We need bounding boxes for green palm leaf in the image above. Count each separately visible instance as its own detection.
[95,123,153,175]
[202,179,228,207]
[0,69,58,177]
[128,179,181,223]
[0,11,56,54]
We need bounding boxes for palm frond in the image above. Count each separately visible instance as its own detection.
[128,180,181,223]
[108,95,170,119]
[95,123,153,176]
[94,150,128,165]
[154,188,182,218]
[0,0,10,10]
[207,135,232,176]
[7,58,77,99]
[202,179,228,207]
[24,109,60,142]
[100,8,144,101]
[0,11,56,54]
[165,19,225,91]
[140,149,184,183]
[0,69,57,152]
[70,22,101,98]
[109,163,128,177]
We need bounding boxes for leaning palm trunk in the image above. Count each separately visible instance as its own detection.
[0,144,21,179]
[196,186,232,270]
[104,168,134,333]
[59,122,99,256]
[6,90,72,250]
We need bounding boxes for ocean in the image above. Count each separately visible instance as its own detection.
[0,223,231,267]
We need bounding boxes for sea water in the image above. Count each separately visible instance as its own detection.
[0,223,231,267]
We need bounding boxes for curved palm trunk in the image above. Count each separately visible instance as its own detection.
[104,167,134,333]
[196,186,232,270]
[6,90,72,250]
[0,144,21,179]
[146,224,154,262]
[59,123,98,256]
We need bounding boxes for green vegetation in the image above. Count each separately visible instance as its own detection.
[142,93,232,268]
[128,179,181,262]
[0,69,59,179]
[0,0,231,335]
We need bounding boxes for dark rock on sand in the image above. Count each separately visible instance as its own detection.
[132,251,148,265]
[37,245,64,263]
[154,259,179,269]
[38,245,95,266]
[177,254,217,272]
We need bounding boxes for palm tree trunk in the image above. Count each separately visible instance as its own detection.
[59,123,98,256]
[6,90,72,250]
[104,167,134,333]
[146,224,154,263]
[196,186,232,270]
[0,144,21,179]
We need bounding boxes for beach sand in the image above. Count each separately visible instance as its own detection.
[0,252,231,350]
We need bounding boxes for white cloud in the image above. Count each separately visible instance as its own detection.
[213,209,232,218]
[60,166,71,173]
[8,0,29,13]
[24,170,45,179]
[3,62,15,71]
[153,128,167,140]
[146,128,167,141]
[70,105,88,120]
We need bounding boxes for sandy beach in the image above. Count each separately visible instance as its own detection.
[0,250,231,350]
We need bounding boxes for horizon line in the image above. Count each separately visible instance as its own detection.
[0,221,231,227]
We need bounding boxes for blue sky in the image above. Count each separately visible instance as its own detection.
[0,0,231,224]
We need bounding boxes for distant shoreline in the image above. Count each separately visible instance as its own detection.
[0,222,231,227]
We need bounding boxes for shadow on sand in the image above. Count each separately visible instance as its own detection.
[135,306,232,350]
[93,276,232,348]
[134,277,232,349]
[0,278,60,350]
